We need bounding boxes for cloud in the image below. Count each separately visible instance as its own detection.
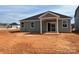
[0,5,78,23]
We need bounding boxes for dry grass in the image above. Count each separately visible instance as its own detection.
[0,29,79,54]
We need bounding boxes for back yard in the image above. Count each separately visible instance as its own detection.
[0,29,79,54]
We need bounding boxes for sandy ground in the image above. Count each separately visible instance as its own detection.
[0,29,79,54]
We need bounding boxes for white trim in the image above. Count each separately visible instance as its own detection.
[39,11,60,18]
[40,18,42,34]
[20,18,71,22]
[57,18,59,33]
[20,20,40,22]
[47,22,57,32]
[62,20,68,28]
[69,20,72,32]
[40,17,58,20]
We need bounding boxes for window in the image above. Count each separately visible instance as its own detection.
[30,22,35,28]
[62,20,68,28]
[21,22,24,27]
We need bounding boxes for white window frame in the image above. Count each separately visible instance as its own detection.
[30,22,35,29]
[62,20,68,28]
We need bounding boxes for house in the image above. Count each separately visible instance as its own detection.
[20,11,72,34]
[74,6,79,31]
[9,23,20,29]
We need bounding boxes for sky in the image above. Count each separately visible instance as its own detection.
[0,5,78,24]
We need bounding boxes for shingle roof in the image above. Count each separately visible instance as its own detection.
[20,11,71,21]
[9,23,18,25]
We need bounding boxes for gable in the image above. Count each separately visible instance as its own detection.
[40,13,58,18]
[39,12,59,18]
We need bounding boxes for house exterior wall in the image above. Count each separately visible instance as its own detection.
[20,19,71,33]
[20,21,40,32]
[20,22,28,32]
[42,19,71,33]
[58,19,71,32]
[29,21,40,32]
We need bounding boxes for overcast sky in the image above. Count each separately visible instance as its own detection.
[0,5,78,24]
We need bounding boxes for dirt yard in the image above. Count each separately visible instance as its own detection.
[0,29,79,54]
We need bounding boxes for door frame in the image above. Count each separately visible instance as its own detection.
[47,22,57,32]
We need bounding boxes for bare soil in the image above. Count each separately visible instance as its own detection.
[0,29,79,54]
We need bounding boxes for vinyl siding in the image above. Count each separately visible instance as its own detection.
[20,19,71,33]
[58,19,71,32]
[20,21,40,32]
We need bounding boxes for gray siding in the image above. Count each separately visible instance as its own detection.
[20,21,40,32]
[29,21,40,32]
[20,19,71,33]
[42,19,71,33]
[20,22,29,32]
[58,19,71,32]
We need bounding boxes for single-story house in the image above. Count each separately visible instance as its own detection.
[9,23,20,29]
[20,11,72,34]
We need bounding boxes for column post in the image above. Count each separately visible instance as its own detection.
[57,18,59,34]
[40,18,42,34]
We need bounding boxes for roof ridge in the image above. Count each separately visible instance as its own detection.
[20,11,71,21]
